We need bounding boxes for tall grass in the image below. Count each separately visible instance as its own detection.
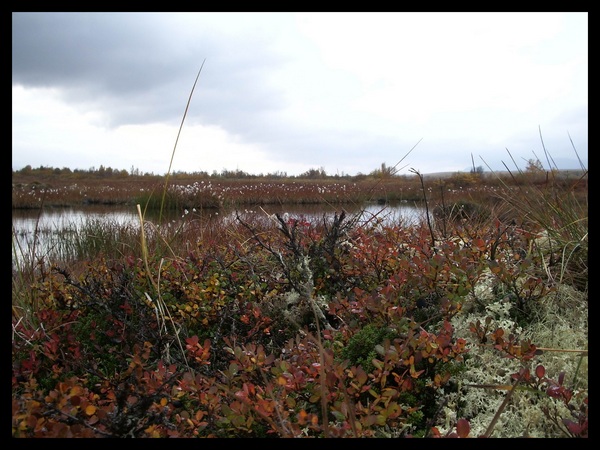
[482,133,588,292]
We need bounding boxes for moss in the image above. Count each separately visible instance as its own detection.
[341,323,397,373]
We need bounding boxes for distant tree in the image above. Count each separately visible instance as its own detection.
[19,165,32,175]
[446,171,480,187]
[526,158,545,173]
[265,170,286,179]
[34,165,54,176]
[299,167,327,179]
[369,162,395,178]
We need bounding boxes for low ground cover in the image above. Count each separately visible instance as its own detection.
[12,167,588,438]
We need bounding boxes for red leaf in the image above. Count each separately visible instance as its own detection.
[456,418,470,438]
[186,335,199,346]
[535,364,545,379]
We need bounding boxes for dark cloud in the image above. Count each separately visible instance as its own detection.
[12,12,288,130]
[13,13,175,91]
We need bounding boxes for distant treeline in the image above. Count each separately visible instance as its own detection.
[12,164,407,181]
[14,161,585,186]
[12,162,433,181]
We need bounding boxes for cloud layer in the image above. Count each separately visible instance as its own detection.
[12,12,588,175]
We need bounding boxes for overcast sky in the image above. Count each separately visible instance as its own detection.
[12,12,588,176]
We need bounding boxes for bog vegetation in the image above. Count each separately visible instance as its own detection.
[12,156,588,438]
[12,63,588,438]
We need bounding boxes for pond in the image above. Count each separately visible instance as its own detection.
[12,202,428,268]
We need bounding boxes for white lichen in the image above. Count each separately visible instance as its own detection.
[435,270,588,438]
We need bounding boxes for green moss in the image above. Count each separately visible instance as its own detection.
[341,323,397,373]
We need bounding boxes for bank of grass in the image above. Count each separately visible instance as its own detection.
[11,167,587,211]
[489,155,588,291]
[11,174,429,210]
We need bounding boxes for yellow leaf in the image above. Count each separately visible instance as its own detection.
[85,405,97,416]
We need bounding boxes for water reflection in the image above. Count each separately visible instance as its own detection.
[12,202,427,267]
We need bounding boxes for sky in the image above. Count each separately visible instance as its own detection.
[12,12,588,177]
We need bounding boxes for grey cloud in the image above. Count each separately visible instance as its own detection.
[12,12,288,131]
[12,12,587,174]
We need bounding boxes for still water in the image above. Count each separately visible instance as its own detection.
[12,202,427,267]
